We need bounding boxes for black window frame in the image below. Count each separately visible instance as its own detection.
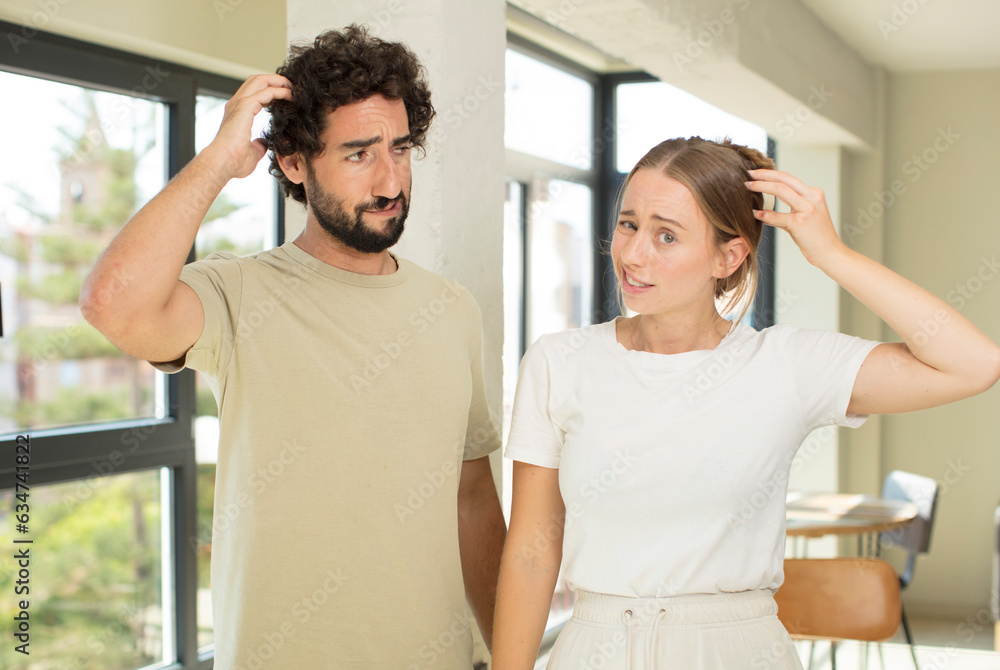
[0,20,282,669]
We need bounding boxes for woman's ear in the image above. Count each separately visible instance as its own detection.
[275,152,306,185]
[715,237,750,279]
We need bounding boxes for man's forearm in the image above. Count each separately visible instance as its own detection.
[458,473,506,650]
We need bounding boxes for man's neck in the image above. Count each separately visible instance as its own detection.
[292,224,397,276]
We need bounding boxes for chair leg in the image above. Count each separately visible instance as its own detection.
[830,640,837,670]
[900,604,919,670]
[806,640,815,670]
[900,603,914,645]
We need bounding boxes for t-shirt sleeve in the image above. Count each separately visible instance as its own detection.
[462,298,502,461]
[149,252,242,381]
[778,325,881,431]
[503,337,564,469]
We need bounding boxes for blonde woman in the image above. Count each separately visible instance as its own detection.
[492,137,1000,669]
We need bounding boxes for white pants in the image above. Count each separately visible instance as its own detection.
[546,590,804,670]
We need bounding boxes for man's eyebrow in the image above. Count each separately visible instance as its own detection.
[618,209,687,230]
[338,134,413,151]
[339,136,380,151]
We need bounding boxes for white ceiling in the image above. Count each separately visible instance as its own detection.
[800,0,1000,72]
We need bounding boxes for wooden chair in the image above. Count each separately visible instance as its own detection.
[775,558,902,669]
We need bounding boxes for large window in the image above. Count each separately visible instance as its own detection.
[0,23,280,669]
[503,38,599,636]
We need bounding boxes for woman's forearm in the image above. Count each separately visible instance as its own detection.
[817,245,1000,387]
[491,537,561,669]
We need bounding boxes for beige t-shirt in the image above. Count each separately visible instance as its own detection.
[169,241,500,669]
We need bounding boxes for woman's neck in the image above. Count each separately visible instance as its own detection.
[620,309,733,355]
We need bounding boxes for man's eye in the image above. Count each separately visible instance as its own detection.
[394,144,413,155]
[347,151,366,162]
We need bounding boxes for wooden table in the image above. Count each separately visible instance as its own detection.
[785,491,919,556]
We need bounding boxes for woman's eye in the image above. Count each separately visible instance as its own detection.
[617,220,636,231]
[658,232,675,244]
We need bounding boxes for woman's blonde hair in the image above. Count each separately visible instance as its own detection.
[616,136,775,320]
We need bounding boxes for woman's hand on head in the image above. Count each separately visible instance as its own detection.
[745,169,849,268]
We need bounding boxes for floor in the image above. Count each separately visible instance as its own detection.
[531,615,1000,669]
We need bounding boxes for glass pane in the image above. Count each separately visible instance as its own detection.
[507,179,584,627]
[616,81,768,173]
[526,179,593,345]
[502,180,524,446]
[0,469,172,669]
[0,71,167,435]
[192,93,278,650]
[505,49,594,169]
[194,95,276,259]
[501,180,524,521]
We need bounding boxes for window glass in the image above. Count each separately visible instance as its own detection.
[504,48,596,633]
[0,72,168,435]
[192,93,277,650]
[194,95,276,260]
[501,180,524,521]
[0,469,172,669]
[527,179,594,345]
[616,81,768,173]
[505,49,594,169]
[502,180,524,447]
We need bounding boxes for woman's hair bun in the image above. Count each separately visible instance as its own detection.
[719,138,775,172]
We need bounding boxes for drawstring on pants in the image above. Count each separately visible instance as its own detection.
[558,590,791,670]
[621,608,634,669]
[648,608,667,670]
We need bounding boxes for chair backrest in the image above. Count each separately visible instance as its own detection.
[879,470,939,555]
[775,558,902,642]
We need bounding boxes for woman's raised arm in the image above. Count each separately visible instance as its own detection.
[746,169,1000,415]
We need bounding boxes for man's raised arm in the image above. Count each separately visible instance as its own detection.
[80,74,292,364]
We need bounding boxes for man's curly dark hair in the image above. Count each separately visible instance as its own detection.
[262,24,435,204]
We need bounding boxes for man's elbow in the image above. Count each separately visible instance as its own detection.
[79,271,137,353]
[80,274,109,330]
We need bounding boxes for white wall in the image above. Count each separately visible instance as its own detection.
[880,69,1000,617]
[0,0,287,76]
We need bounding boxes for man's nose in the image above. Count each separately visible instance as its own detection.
[372,151,402,199]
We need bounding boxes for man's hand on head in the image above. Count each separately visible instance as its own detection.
[208,74,293,181]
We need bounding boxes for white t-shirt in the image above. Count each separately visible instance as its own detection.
[504,319,880,597]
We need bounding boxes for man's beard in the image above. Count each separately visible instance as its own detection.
[305,171,409,255]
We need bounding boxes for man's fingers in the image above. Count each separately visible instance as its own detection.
[224,85,293,123]
[249,138,269,162]
[235,73,292,96]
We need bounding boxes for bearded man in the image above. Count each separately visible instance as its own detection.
[81,25,504,670]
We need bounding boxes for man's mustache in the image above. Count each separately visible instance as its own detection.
[359,195,405,212]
